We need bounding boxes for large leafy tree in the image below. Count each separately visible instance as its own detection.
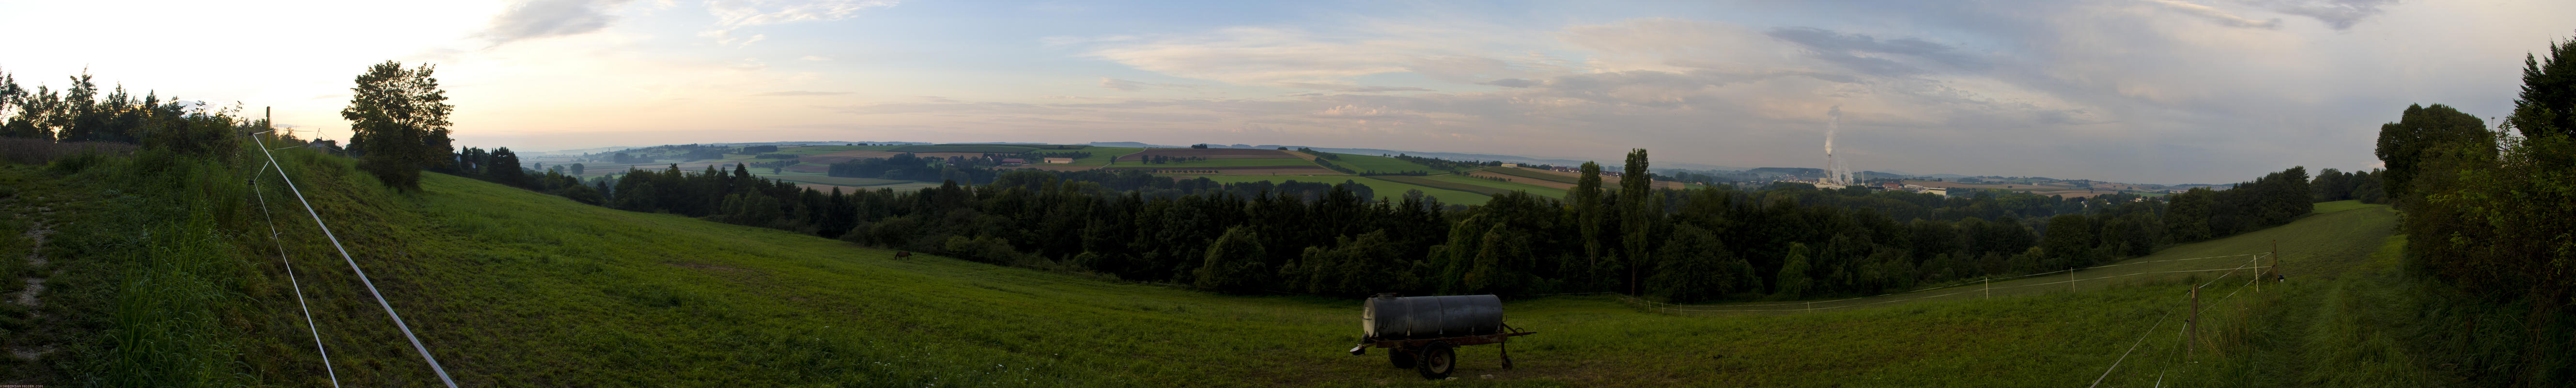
[2373,104,2489,202]
[342,61,455,191]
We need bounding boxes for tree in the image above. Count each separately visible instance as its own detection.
[2374,104,2490,203]
[1196,226,1268,294]
[1621,148,1653,294]
[1775,242,1814,298]
[1651,224,1746,303]
[1575,161,1606,280]
[2511,34,2576,139]
[342,61,455,191]
[571,163,586,176]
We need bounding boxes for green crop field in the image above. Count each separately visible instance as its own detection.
[1479,166,1582,184]
[1120,158,1317,168]
[1323,153,1444,173]
[5,146,2437,387]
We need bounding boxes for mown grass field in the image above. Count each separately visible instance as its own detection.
[4,146,2446,387]
[1417,174,1569,198]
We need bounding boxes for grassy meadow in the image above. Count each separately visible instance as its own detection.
[0,146,2452,387]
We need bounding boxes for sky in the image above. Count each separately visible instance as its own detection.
[3,0,2571,183]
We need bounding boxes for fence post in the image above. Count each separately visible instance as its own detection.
[2070,267,2077,292]
[2252,256,2261,293]
[2189,287,2200,359]
[1983,277,1990,299]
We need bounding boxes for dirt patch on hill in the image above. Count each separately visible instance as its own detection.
[1115,148,1292,161]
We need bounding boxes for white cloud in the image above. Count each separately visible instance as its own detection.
[478,0,638,47]
[2143,0,2282,29]
[698,0,898,45]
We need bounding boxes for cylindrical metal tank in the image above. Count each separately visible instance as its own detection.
[1363,294,1504,340]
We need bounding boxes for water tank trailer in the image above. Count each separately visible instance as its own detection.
[1346,294,1537,379]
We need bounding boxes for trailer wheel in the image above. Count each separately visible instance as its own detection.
[1389,347,1416,369]
[1415,342,1456,379]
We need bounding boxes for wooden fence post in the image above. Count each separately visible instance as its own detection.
[2189,287,2200,358]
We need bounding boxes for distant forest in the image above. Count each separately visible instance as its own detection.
[465,148,2377,303]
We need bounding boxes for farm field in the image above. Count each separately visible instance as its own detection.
[1027,147,1144,166]
[1188,175,1496,205]
[1479,166,1685,190]
[1320,153,1445,174]
[1479,166,1582,184]
[1115,148,1296,161]
[1113,157,1316,168]
[1370,174,1569,199]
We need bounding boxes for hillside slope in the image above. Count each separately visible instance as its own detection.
[6,147,2419,387]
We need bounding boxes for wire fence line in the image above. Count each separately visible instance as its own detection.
[2092,309,2176,388]
[248,132,460,388]
[2095,251,2278,387]
[246,149,341,388]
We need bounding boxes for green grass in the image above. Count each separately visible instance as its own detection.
[1119,158,1317,168]
[13,146,2447,387]
[2311,200,2374,214]
[1478,167,1582,185]
[1323,153,1443,173]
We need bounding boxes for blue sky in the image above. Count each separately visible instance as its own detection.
[4,0,2571,183]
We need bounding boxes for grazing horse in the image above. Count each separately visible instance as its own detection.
[896,251,912,259]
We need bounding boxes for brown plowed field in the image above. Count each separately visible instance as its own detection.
[1114,148,1292,161]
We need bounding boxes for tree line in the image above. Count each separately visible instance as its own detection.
[2364,32,2576,386]
[505,147,2328,305]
